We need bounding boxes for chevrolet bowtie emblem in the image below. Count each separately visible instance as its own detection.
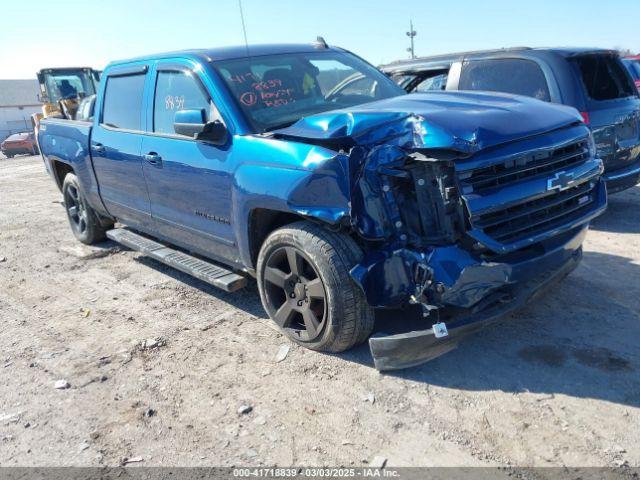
[547,171,576,192]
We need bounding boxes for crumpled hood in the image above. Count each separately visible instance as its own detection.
[274,91,584,153]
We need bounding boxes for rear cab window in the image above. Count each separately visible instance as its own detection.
[573,54,637,102]
[101,73,146,130]
[459,58,551,101]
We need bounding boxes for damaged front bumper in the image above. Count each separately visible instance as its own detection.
[368,225,589,371]
[273,97,606,370]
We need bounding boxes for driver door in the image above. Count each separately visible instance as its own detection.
[140,61,236,262]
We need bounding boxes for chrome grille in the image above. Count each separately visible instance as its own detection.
[471,181,596,245]
[457,127,605,253]
[459,139,589,194]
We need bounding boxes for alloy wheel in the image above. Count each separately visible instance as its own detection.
[65,184,88,235]
[262,246,327,342]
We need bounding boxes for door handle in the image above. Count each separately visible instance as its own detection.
[92,143,105,153]
[143,152,162,165]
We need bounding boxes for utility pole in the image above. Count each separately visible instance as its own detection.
[406,20,417,59]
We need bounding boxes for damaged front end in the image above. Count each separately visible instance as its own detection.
[275,93,607,370]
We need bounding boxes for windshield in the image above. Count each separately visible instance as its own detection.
[214,50,405,132]
[42,70,98,103]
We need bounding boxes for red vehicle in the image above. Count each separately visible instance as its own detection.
[0,132,39,158]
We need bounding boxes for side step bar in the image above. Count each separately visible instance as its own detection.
[106,228,248,292]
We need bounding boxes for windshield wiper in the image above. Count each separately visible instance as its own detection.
[263,120,298,132]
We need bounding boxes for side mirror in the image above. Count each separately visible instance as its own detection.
[174,109,228,146]
[174,109,206,137]
[195,120,228,146]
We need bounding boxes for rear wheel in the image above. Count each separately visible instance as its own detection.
[62,173,111,244]
[257,221,374,352]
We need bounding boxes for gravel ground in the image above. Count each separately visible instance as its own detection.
[1,154,639,468]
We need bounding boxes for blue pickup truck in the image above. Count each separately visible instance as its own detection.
[37,42,607,370]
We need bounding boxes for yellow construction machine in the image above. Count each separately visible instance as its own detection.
[32,67,100,126]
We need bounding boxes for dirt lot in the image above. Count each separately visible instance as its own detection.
[1,154,639,468]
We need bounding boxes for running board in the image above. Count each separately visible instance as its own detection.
[106,228,248,292]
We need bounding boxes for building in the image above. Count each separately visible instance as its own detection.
[0,79,41,142]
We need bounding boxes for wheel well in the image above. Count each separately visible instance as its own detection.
[248,209,305,268]
[52,161,74,191]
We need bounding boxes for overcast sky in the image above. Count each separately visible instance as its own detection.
[1,0,638,79]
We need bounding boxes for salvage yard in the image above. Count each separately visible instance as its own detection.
[1,154,639,467]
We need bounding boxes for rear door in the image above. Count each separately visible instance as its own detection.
[91,65,153,229]
[140,60,236,263]
[571,53,640,173]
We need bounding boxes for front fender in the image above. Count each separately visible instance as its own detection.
[232,153,351,268]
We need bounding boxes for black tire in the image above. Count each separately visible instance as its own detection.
[62,173,111,244]
[257,221,375,353]
[6,154,13,158]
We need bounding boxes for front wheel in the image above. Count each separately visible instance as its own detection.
[62,173,111,244]
[257,221,374,353]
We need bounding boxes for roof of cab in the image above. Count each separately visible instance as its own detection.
[108,43,342,67]
[380,47,621,72]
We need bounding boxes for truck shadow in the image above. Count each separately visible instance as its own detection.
[589,184,640,234]
[134,256,267,318]
[341,249,640,408]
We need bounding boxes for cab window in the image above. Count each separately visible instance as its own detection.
[153,70,220,136]
[459,58,551,102]
[414,70,449,92]
[102,74,146,130]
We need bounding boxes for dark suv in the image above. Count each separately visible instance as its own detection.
[381,48,640,193]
